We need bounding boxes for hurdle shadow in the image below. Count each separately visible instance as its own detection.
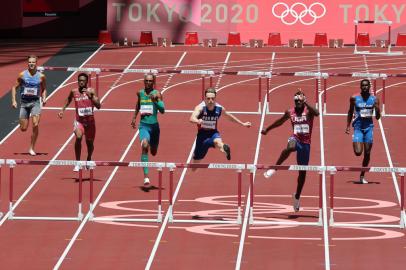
[61,177,103,183]
[347,180,381,185]
[266,213,319,220]
[192,215,227,221]
[138,185,164,193]
[13,152,48,156]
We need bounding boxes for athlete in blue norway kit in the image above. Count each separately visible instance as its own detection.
[11,55,47,156]
[346,79,381,184]
[190,88,251,168]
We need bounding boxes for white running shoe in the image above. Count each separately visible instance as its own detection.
[292,194,300,212]
[264,169,276,179]
[144,177,150,186]
[28,148,36,156]
[359,177,368,184]
[73,164,81,172]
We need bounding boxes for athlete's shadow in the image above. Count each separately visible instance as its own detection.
[13,152,48,156]
[347,180,381,184]
[138,185,163,193]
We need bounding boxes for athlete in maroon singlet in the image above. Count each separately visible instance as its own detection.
[261,90,319,212]
[58,73,101,171]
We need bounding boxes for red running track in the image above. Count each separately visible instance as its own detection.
[0,46,405,270]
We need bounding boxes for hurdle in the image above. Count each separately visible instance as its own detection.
[89,161,165,223]
[329,166,406,229]
[322,72,381,114]
[166,163,245,225]
[38,66,101,96]
[5,159,90,221]
[34,65,403,117]
[354,20,403,55]
[247,164,324,227]
[236,71,272,112]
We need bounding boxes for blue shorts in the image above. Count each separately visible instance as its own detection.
[352,126,373,143]
[289,137,310,165]
[193,130,221,160]
[139,122,160,148]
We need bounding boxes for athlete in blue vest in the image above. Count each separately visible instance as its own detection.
[11,55,47,156]
[190,88,251,169]
[346,79,381,184]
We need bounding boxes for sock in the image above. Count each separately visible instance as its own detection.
[141,153,149,175]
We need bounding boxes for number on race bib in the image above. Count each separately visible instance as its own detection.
[23,87,38,96]
[201,120,216,129]
[78,107,93,116]
[140,104,153,115]
[294,124,310,134]
[360,108,372,118]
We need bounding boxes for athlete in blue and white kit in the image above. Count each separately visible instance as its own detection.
[346,79,381,184]
[190,88,251,167]
[11,55,47,156]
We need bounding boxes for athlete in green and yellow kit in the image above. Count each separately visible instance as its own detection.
[131,74,165,185]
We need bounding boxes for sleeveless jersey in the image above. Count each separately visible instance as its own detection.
[352,94,376,129]
[20,70,41,101]
[289,107,313,144]
[139,89,160,124]
[197,101,222,131]
[73,89,94,122]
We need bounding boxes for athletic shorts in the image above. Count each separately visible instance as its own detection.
[74,119,96,140]
[19,99,41,119]
[288,136,310,165]
[352,126,373,143]
[193,130,221,160]
[139,122,160,148]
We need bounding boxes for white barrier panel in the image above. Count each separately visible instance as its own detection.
[180,70,215,75]
[237,71,272,77]
[124,69,159,74]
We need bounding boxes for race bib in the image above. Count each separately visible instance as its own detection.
[23,87,38,96]
[140,104,153,115]
[78,107,93,116]
[294,124,310,134]
[201,120,216,129]
[360,108,372,117]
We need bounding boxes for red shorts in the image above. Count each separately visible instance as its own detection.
[74,119,96,140]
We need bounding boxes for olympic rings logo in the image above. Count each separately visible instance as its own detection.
[272,2,326,25]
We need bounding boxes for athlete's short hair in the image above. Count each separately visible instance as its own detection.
[205,87,216,97]
[28,55,38,61]
[360,79,370,86]
[78,73,89,80]
[294,89,305,100]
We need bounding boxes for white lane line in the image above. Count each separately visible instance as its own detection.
[318,52,331,270]
[54,52,186,269]
[146,52,233,270]
[235,52,275,270]
[0,45,108,225]
[53,130,140,270]
[363,57,402,204]
[214,52,231,89]
[144,140,196,270]
[162,52,187,90]
[0,44,104,145]
[100,51,143,103]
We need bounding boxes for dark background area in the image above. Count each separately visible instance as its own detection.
[0,0,107,38]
